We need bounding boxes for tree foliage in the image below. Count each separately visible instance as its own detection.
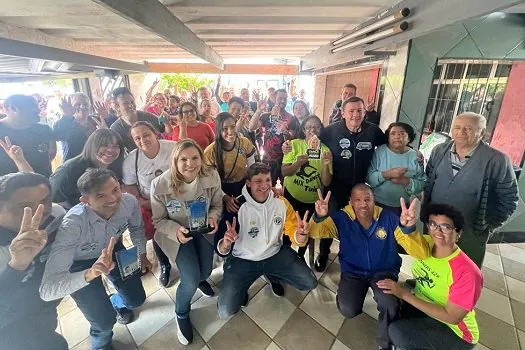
[160,73,214,92]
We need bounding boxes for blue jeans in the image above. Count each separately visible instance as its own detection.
[218,246,318,319]
[175,234,214,318]
[70,242,146,350]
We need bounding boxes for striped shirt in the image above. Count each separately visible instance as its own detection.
[450,142,479,176]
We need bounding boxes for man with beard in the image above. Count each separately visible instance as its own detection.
[0,95,56,177]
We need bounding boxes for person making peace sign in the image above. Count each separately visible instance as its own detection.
[307,184,431,350]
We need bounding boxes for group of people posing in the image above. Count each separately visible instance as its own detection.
[0,78,519,350]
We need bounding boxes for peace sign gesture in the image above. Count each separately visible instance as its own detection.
[366,95,376,112]
[8,204,48,271]
[295,210,310,240]
[0,136,25,163]
[315,190,331,217]
[400,197,418,227]
[218,218,238,254]
[85,237,116,282]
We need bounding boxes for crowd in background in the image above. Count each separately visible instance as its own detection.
[0,74,519,350]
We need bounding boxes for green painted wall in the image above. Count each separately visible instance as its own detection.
[398,14,525,143]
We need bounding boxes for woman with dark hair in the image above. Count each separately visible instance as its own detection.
[293,99,310,125]
[150,139,223,345]
[378,203,482,350]
[169,102,214,150]
[367,122,425,214]
[204,112,256,213]
[122,121,175,286]
[50,128,124,209]
[281,115,332,260]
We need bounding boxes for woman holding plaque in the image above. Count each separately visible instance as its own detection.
[367,122,426,215]
[150,139,223,345]
[281,115,333,260]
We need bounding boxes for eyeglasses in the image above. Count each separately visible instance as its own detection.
[182,109,195,116]
[426,221,456,234]
[305,126,321,131]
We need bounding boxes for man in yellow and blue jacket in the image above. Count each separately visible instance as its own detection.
[309,184,430,350]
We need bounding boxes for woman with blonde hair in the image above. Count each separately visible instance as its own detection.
[150,139,223,345]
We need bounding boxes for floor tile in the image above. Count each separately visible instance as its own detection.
[208,266,224,286]
[283,283,310,307]
[476,288,514,325]
[200,346,210,350]
[330,339,350,350]
[139,318,205,350]
[476,309,520,350]
[300,284,345,335]
[208,312,271,350]
[483,251,504,274]
[319,259,340,293]
[141,272,161,298]
[482,267,508,296]
[60,307,90,348]
[502,257,525,284]
[337,313,377,350]
[266,342,282,350]
[248,277,268,300]
[274,309,335,350]
[507,276,525,304]
[127,289,176,346]
[164,279,204,306]
[486,244,500,255]
[243,285,296,338]
[509,243,525,250]
[510,299,525,332]
[57,296,78,318]
[517,329,525,350]
[499,244,525,265]
[70,326,136,350]
[191,295,231,342]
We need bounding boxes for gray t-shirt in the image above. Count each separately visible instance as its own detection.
[110,111,164,152]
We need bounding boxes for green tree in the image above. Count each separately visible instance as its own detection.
[160,73,214,92]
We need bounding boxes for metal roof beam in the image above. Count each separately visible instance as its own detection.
[92,0,224,69]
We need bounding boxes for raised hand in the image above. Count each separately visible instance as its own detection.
[366,96,375,112]
[219,217,238,253]
[257,97,268,112]
[85,237,116,282]
[8,205,47,271]
[252,89,260,102]
[59,96,76,116]
[400,197,418,227]
[0,136,25,163]
[315,190,331,217]
[295,210,310,238]
[92,116,108,129]
[93,101,109,120]
[282,140,292,155]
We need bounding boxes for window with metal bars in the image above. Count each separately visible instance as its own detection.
[422,60,511,144]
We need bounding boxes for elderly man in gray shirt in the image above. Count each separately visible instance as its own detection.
[423,112,518,267]
[40,168,151,350]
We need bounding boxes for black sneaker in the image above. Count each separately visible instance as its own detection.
[270,281,285,297]
[176,316,193,345]
[159,264,171,288]
[314,255,328,272]
[198,280,215,297]
[115,307,134,325]
[241,293,249,308]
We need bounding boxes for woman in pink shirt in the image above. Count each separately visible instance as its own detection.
[170,102,215,150]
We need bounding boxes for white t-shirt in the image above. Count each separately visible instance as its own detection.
[123,139,176,198]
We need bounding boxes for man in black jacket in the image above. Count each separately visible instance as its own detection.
[329,83,380,125]
[0,172,67,350]
[318,97,386,270]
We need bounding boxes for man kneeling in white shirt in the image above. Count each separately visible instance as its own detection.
[216,162,318,318]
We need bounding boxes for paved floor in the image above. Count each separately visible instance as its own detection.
[57,238,525,350]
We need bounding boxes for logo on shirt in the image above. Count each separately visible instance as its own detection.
[154,169,164,177]
[340,149,352,159]
[356,142,372,151]
[339,138,351,149]
[37,142,49,153]
[248,227,259,238]
[415,267,435,289]
[375,227,387,240]
[166,200,182,214]
[273,215,283,226]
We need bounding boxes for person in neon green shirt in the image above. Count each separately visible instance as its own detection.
[281,115,332,260]
[377,203,482,349]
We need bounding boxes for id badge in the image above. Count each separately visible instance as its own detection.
[115,246,140,280]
